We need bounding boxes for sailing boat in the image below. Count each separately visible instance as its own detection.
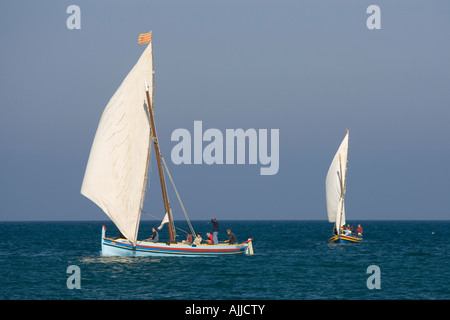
[325,130,362,243]
[81,32,253,256]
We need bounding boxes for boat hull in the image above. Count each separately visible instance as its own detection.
[101,226,253,257]
[328,234,362,244]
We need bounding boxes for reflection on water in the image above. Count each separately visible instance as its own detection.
[79,255,161,264]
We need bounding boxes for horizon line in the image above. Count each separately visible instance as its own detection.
[1,219,449,223]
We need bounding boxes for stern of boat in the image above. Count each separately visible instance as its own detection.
[244,238,254,255]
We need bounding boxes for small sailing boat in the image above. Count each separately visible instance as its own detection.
[325,130,362,244]
[81,32,253,256]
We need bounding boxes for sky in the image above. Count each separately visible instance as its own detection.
[0,0,449,222]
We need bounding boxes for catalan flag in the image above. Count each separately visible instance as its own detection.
[138,31,152,45]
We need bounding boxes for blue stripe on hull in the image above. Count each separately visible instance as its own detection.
[102,238,247,257]
[100,226,251,257]
[328,235,362,244]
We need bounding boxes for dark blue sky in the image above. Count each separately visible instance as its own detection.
[1,1,449,221]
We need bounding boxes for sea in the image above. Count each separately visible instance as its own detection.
[0,220,449,302]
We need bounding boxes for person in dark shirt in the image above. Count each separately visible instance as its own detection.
[211,218,219,245]
[147,227,159,242]
[224,228,237,244]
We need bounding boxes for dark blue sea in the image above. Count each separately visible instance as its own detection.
[0,220,449,300]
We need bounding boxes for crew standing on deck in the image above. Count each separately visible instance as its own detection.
[357,224,363,236]
[211,218,219,245]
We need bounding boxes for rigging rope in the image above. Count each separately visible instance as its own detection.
[143,130,196,239]
[160,155,196,238]
[141,209,191,235]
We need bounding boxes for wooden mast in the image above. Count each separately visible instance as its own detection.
[145,81,176,243]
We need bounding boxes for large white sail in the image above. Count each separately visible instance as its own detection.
[325,131,349,231]
[81,43,154,247]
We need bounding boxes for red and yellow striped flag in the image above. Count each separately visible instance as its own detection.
[138,31,152,45]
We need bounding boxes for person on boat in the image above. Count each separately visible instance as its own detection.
[147,227,159,242]
[193,233,202,245]
[205,232,214,245]
[343,225,352,236]
[357,224,363,236]
[181,231,193,244]
[349,225,355,235]
[224,229,237,244]
[211,218,219,245]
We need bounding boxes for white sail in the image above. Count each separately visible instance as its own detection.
[81,43,154,247]
[325,131,349,230]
